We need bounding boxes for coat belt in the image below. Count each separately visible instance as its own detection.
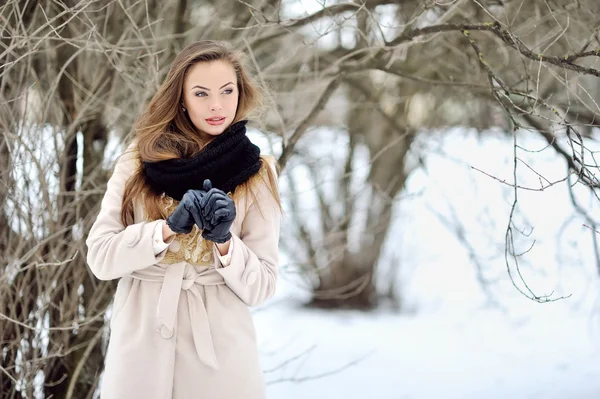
[130,263,225,370]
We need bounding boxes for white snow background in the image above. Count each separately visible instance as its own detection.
[246,126,600,399]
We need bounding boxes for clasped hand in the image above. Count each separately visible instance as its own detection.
[165,179,236,244]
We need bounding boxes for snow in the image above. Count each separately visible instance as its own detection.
[256,305,600,399]
[249,128,600,399]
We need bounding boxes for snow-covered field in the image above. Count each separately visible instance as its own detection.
[251,130,600,399]
[257,303,600,399]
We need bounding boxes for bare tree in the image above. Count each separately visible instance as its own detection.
[260,0,600,308]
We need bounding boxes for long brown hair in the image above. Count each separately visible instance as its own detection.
[120,40,280,226]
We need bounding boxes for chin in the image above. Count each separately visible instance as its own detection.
[199,123,229,136]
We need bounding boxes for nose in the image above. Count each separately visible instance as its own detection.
[210,101,222,112]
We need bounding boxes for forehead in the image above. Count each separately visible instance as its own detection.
[184,60,237,88]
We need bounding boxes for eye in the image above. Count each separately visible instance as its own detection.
[194,91,207,97]
[223,88,233,95]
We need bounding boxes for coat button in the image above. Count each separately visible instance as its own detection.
[245,271,257,285]
[160,325,173,339]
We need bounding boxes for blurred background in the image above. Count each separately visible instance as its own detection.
[1,0,600,398]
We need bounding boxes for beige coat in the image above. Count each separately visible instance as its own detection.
[85,143,280,399]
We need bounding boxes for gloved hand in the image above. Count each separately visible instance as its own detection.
[165,189,207,234]
[200,179,236,244]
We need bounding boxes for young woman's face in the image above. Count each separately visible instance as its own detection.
[182,60,239,140]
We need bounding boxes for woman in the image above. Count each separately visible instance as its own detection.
[85,40,281,399]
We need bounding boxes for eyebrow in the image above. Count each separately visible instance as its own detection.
[191,82,234,91]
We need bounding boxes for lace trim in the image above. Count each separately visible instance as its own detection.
[159,194,214,265]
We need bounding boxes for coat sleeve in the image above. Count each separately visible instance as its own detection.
[214,166,281,307]
[85,142,174,281]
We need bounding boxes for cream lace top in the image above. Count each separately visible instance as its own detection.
[158,195,215,266]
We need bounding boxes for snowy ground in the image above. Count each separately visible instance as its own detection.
[255,299,600,399]
[251,130,600,399]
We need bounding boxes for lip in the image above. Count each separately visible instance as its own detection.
[205,116,226,126]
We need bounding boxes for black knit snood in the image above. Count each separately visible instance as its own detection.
[142,120,261,201]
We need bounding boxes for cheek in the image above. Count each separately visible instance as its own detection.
[228,94,239,110]
[187,99,206,116]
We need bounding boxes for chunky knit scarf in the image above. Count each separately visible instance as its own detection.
[142,120,261,201]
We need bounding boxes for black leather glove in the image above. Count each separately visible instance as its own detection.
[200,179,236,244]
[165,189,207,234]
